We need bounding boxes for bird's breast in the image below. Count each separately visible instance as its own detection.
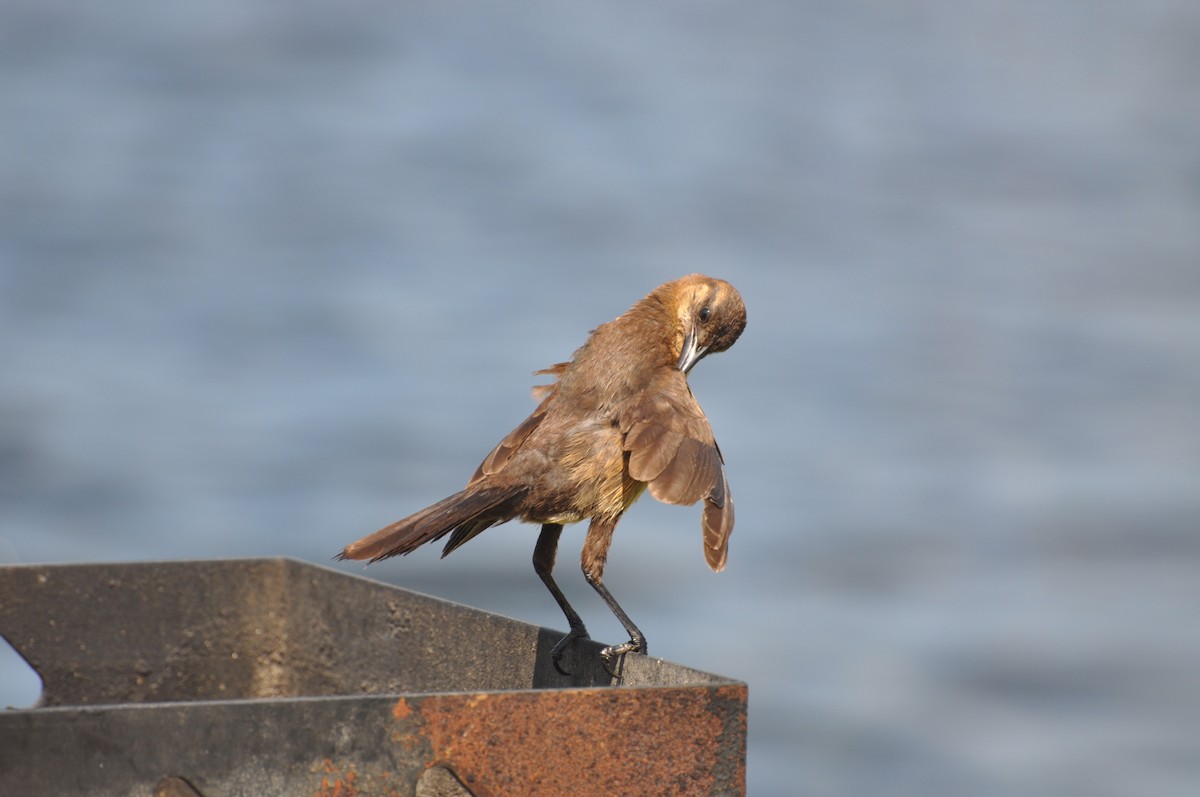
[517,416,644,525]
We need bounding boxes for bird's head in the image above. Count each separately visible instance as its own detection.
[669,275,747,374]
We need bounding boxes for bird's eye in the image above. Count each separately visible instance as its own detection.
[698,305,712,324]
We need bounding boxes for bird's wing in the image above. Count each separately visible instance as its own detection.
[620,372,734,571]
[467,363,568,486]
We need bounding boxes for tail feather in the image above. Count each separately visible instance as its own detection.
[337,484,522,563]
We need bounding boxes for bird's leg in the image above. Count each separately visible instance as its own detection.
[581,516,646,676]
[534,523,589,674]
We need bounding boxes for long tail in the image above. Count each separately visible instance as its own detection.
[336,483,524,563]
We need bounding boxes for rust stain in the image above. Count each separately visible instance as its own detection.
[391,696,429,756]
[310,763,406,797]
[400,686,746,796]
[313,760,361,797]
[311,762,409,797]
[314,775,356,797]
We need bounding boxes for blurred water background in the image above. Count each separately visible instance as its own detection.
[2,3,1198,795]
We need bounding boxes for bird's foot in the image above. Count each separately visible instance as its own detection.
[599,633,647,679]
[550,625,591,676]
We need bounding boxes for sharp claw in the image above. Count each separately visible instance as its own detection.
[599,635,646,679]
[550,626,590,675]
[600,647,623,679]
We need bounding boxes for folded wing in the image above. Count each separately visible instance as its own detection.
[468,363,569,486]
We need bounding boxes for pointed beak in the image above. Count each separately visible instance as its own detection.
[677,327,708,374]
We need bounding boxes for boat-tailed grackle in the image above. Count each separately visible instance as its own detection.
[337,274,747,674]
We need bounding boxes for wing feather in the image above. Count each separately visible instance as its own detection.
[648,436,720,505]
[468,407,545,485]
[620,371,735,571]
[626,418,685,482]
[701,468,734,571]
[469,363,567,485]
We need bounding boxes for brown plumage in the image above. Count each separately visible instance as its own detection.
[337,274,746,672]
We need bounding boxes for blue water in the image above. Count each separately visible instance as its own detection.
[2,3,1198,795]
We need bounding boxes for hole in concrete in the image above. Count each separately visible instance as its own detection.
[0,635,42,709]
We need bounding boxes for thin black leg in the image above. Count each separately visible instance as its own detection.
[533,523,589,674]
[582,567,647,674]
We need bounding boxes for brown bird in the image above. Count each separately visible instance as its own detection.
[337,274,746,672]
